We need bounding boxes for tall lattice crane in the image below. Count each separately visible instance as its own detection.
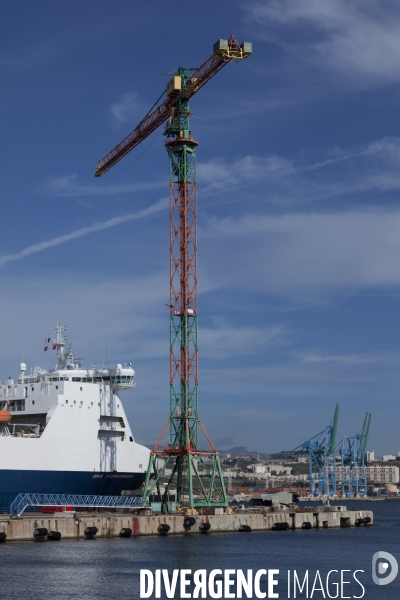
[95,37,252,510]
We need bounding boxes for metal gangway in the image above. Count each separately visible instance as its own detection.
[10,492,146,517]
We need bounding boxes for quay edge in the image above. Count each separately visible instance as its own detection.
[0,506,373,542]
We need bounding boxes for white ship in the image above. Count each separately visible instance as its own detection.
[0,324,150,511]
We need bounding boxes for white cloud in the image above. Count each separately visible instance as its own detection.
[198,154,294,193]
[248,0,400,87]
[196,137,400,205]
[0,198,167,268]
[0,269,167,368]
[43,137,400,205]
[201,209,400,294]
[17,138,400,303]
[201,323,286,359]
[300,352,400,366]
[126,321,288,362]
[110,91,145,124]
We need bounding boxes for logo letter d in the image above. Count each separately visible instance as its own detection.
[372,552,398,586]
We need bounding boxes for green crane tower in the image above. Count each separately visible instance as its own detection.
[94,37,252,510]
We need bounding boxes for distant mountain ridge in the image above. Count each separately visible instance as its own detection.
[142,442,270,460]
[219,447,270,460]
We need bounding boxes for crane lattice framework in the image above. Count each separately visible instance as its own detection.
[273,407,372,498]
[337,412,372,497]
[95,36,252,510]
[273,404,340,497]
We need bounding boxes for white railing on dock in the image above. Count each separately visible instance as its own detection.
[10,493,147,517]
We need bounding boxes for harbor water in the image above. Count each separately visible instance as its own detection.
[0,501,398,599]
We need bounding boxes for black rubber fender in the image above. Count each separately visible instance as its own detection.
[184,516,196,528]
[272,522,289,531]
[47,531,62,541]
[355,518,363,527]
[199,522,211,533]
[239,525,252,532]
[84,526,98,535]
[120,528,132,537]
[0,532,6,543]
[158,524,170,535]
[363,517,371,524]
[34,527,48,538]
[302,521,312,530]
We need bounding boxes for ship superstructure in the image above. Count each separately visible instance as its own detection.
[0,324,149,510]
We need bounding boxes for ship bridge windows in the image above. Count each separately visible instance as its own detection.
[110,376,134,385]
[71,376,111,383]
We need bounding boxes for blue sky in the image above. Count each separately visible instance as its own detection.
[1,0,400,455]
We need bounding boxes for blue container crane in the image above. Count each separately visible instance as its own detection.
[337,412,372,497]
[273,404,340,497]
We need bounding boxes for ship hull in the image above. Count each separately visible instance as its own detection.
[0,469,145,512]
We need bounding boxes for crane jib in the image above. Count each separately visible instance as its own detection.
[94,97,174,177]
[94,35,252,177]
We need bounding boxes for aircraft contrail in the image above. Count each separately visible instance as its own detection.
[0,198,167,267]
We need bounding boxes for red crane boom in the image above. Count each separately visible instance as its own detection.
[94,36,251,177]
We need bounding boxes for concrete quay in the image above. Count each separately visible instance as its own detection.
[0,505,373,542]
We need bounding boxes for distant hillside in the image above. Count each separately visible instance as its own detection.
[141,443,271,460]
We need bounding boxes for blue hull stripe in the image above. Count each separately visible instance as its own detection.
[0,469,145,512]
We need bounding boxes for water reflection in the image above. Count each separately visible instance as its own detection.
[0,502,398,599]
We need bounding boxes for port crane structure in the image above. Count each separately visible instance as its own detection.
[95,37,252,510]
[274,404,340,496]
[274,407,372,498]
[337,412,371,497]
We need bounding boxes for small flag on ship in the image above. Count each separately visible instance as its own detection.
[52,344,56,350]
[44,346,48,351]
[45,337,50,343]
